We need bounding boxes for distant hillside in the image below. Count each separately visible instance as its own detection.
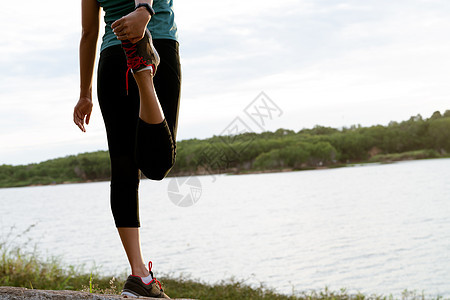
[1,110,450,188]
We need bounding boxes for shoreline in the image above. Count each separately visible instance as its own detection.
[5,156,448,189]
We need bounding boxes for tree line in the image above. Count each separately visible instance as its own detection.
[1,110,449,188]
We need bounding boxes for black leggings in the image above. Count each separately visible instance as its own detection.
[97,39,181,228]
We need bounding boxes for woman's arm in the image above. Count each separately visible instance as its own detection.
[74,0,100,132]
[111,1,153,44]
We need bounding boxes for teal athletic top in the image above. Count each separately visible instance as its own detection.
[97,0,178,52]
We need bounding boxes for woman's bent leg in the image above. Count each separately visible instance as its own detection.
[131,39,181,181]
[132,69,175,181]
[133,70,164,125]
[135,117,175,181]
[153,39,181,146]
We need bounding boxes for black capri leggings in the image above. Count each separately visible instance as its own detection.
[97,39,181,228]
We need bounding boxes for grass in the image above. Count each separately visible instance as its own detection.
[0,227,446,300]
[369,149,441,163]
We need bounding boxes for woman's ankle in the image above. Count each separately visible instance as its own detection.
[131,265,150,278]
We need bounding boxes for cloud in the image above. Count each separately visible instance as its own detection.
[1,0,450,164]
[176,0,450,137]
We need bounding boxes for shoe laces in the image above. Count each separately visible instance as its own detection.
[122,41,154,94]
[148,261,163,291]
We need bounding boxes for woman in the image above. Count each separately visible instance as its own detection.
[73,0,181,298]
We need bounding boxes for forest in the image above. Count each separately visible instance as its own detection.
[1,110,449,188]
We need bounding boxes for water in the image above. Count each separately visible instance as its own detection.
[1,158,449,297]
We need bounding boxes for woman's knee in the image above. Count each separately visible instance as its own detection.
[141,162,174,181]
[137,145,175,180]
[135,118,175,180]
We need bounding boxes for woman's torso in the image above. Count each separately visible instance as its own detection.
[97,0,178,52]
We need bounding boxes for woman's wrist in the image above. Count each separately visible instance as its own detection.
[79,90,92,100]
[135,3,154,17]
[135,6,151,23]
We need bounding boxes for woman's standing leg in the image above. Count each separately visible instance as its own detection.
[97,45,150,278]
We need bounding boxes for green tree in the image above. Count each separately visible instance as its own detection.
[428,118,450,152]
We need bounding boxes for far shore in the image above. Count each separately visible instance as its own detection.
[17,156,447,189]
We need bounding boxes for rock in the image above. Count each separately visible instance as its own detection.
[0,287,195,300]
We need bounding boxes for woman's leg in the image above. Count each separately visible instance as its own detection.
[133,39,181,181]
[133,70,164,124]
[152,39,182,145]
[126,37,179,181]
[117,228,149,277]
[97,45,149,277]
[132,66,175,181]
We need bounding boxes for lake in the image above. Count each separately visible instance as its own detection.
[1,158,449,298]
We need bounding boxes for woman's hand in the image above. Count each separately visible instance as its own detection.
[111,7,151,43]
[74,96,93,132]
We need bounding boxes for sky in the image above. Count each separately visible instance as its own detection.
[1,0,449,165]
